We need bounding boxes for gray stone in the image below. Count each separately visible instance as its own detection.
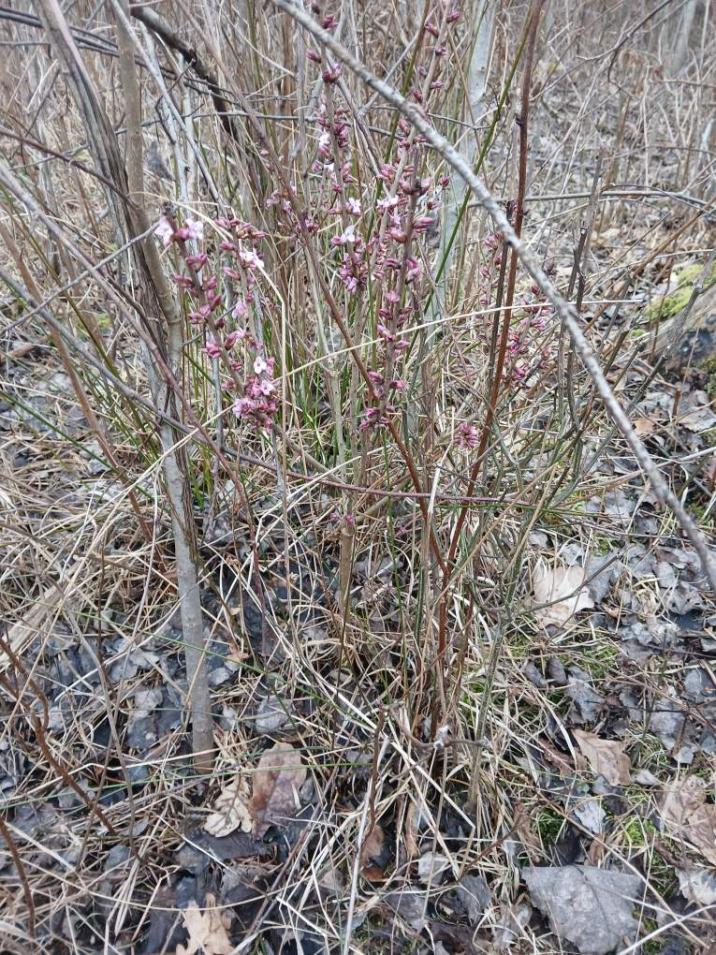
[254,694,289,733]
[523,865,641,955]
[455,874,491,923]
[566,667,604,723]
[105,844,131,872]
[208,666,232,688]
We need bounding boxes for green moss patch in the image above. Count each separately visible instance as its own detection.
[646,261,716,323]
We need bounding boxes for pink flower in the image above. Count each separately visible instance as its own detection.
[239,248,264,270]
[186,253,208,271]
[232,299,249,321]
[154,217,174,247]
[377,195,399,212]
[174,218,204,242]
[189,306,210,324]
[203,338,221,359]
[318,131,332,160]
[413,215,436,232]
[377,164,396,183]
[455,422,479,450]
[172,273,194,289]
[233,396,256,418]
[360,407,388,431]
[185,218,204,241]
[405,257,422,283]
[322,63,342,83]
[331,224,357,247]
[224,330,246,348]
[253,355,269,375]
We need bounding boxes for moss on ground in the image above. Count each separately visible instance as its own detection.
[646,260,716,323]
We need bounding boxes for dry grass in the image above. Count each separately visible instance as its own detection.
[0,1,715,952]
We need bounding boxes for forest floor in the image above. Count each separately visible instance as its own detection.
[1,3,716,954]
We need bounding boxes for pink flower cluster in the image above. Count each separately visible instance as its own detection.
[233,353,278,427]
[454,421,479,451]
[155,215,204,247]
[157,211,279,431]
[297,2,462,433]
[254,2,470,439]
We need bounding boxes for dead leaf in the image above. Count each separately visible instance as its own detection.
[361,863,387,882]
[204,776,252,837]
[175,893,232,955]
[404,802,420,859]
[633,416,656,436]
[532,562,594,628]
[573,730,631,785]
[661,775,716,866]
[8,341,38,359]
[417,851,451,885]
[248,743,306,837]
[360,823,384,863]
[384,890,428,931]
[360,823,386,881]
[678,395,716,433]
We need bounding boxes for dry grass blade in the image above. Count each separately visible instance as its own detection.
[0,585,62,674]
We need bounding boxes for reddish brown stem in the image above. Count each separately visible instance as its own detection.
[435,0,544,688]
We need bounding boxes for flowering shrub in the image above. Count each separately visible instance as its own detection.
[292,2,461,435]
[152,2,547,454]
